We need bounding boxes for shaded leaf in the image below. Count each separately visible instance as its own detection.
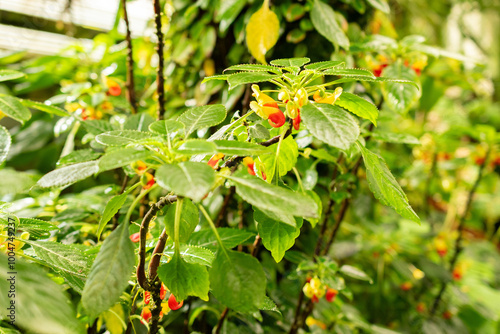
[0,253,84,334]
[158,253,209,301]
[255,209,302,262]
[310,0,349,49]
[0,95,31,123]
[209,250,266,312]
[81,222,135,319]
[358,144,420,223]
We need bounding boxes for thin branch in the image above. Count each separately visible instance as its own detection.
[148,228,168,281]
[121,0,137,114]
[152,0,165,119]
[137,195,177,291]
[214,308,229,334]
[430,147,490,315]
[215,186,235,227]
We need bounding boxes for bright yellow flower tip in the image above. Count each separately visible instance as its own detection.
[315,87,343,104]
[294,88,308,107]
[302,282,314,298]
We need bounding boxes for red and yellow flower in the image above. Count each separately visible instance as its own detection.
[250,85,286,128]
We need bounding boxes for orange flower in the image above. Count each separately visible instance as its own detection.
[142,172,155,189]
[141,307,152,324]
[106,78,122,96]
[243,157,256,176]
[250,85,286,128]
[325,288,338,302]
[400,282,413,291]
[208,153,224,169]
[168,294,184,311]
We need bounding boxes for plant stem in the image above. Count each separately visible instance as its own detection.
[137,195,177,291]
[152,0,165,119]
[430,147,490,315]
[121,0,137,114]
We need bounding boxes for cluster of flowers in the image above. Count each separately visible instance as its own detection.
[302,276,338,304]
[141,284,183,324]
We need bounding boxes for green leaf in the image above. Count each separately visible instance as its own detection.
[209,249,266,312]
[0,95,31,123]
[201,74,230,84]
[258,136,298,183]
[82,222,135,319]
[23,240,92,293]
[245,1,280,64]
[255,209,302,262]
[37,160,99,188]
[163,199,199,243]
[224,64,281,73]
[158,253,209,301]
[0,125,11,164]
[227,72,280,90]
[304,60,345,71]
[14,218,58,239]
[270,58,311,67]
[124,113,155,131]
[83,120,119,136]
[323,68,375,78]
[0,69,25,82]
[365,0,390,13]
[226,174,318,219]
[371,131,420,145]
[382,62,421,113]
[216,0,246,33]
[0,253,85,334]
[358,144,420,223]
[175,140,217,155]
[98,147,152,172]
[95,130,153,146]
[339,265,373,283]
[301,103,360,151]
[163,244,215,267]
[310,0,349,49]
[20,99,69,117]
[97,192,128,240]
[335,92,379,126]
[187,228,255,249]
[178,105,227,135]
[0,169,36,196]
[156,162,216,202]
[57,149,101,166]
[259,296,282,315]
[149,120,185,138]
[214,140,273,156]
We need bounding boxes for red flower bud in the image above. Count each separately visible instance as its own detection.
[141,307,152,324]
[160,284,167,300]
[130,232,141,243]
[325,288,338,302]
[168,294,184,311]
[144,291,151,305]
[293,112,301,130]
[268,110,286,128]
